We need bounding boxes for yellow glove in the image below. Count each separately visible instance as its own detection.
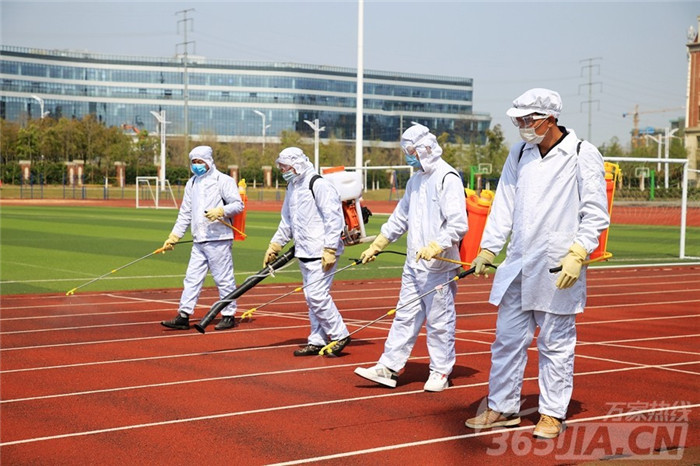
[162,233,180,251]
[321,248,337,272]
[472,249,496,276]
[360,233,390,264]
[263,242,283,267]
[556,243,588,289]
[416,241,443,262]
[204,206,225,221]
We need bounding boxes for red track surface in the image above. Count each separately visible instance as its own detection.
[1,265,699,465]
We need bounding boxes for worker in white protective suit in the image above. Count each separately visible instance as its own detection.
[161,145,244,331]
[465,88,610,439]
[263,147,351,357]
[354,124,468,392]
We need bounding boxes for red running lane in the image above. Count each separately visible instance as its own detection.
[1,267,699,464]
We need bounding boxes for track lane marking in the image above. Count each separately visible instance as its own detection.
[1,365,696,447]
[266,404,700,465]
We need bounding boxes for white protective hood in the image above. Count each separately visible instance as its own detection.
[400,124,443,173]
[189,145,216,173]
[276,147,314,174]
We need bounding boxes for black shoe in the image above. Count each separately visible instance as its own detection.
[293,344,323,357]
[327,336,351,357]
[161,313,190,330]
[215,316,237,330]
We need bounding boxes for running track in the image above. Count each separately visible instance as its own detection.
[1,265,699,464]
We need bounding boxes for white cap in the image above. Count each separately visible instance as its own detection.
[505,88,562,118]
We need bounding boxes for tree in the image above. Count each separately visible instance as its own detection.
[599,137,625,158]
[437,132,458,167]
[0,119,20,163]
[16,124,39,162]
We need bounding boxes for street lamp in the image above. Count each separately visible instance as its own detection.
[664,128,679,189]
[253,110,271,158]
[31,95,49,119]
[364,159,371,190]
[304,118,325,172]
[150,110,170,191]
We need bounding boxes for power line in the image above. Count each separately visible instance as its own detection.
[579,57,602,142]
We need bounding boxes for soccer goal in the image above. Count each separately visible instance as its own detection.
[136,176,179,209]
[603,157,699,261]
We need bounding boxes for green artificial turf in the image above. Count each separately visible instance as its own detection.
[1,205,697,295]
[0,206,407,295]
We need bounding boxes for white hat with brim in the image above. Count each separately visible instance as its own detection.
[505,88,562,119]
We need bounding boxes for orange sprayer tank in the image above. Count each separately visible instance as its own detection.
[232,179,248,241]
[590,163,619,261]
[459,189,494,268]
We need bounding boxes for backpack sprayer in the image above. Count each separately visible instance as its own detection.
[319,166,373,246]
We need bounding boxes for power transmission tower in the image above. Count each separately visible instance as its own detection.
[579,57,602,142]
[176,9,195,157]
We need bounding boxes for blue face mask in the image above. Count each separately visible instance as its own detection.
[405,153,422,169]
[282,170,297,182]
[191,163,207,176]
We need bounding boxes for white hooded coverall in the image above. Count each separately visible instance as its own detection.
[377,125,468,377]
[270,148,349,346]
[482,129,609,419]
[170,146,244,317]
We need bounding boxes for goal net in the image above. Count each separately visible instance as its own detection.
[603,157,699,262]
[136,177,179,209]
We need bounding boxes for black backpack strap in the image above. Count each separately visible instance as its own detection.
[517,142,527,163]
[518,140,581,162]
[308,174,322,200]
[441,171,460,187]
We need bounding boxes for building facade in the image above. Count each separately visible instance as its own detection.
[0,45,491,147]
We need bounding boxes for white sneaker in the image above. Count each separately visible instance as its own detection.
[423,371,448,392]
[354,364,398,388]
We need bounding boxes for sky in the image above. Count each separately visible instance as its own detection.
[1,0,697,149]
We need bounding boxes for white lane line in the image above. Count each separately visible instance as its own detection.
[267,403,700,465]
[1,365,697,447]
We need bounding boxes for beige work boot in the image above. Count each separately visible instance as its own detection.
[465,408,521,429]
[533,414,564,438]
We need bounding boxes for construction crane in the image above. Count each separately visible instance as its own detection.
[121,124,140,134]
[622,105,684,148]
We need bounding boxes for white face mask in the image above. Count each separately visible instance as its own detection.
[282,170,297,182]
[519,127,545,144]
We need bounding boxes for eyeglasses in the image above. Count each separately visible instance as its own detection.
[277,163,292,172]
[511,114,549,128]
[403,144,422,156]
